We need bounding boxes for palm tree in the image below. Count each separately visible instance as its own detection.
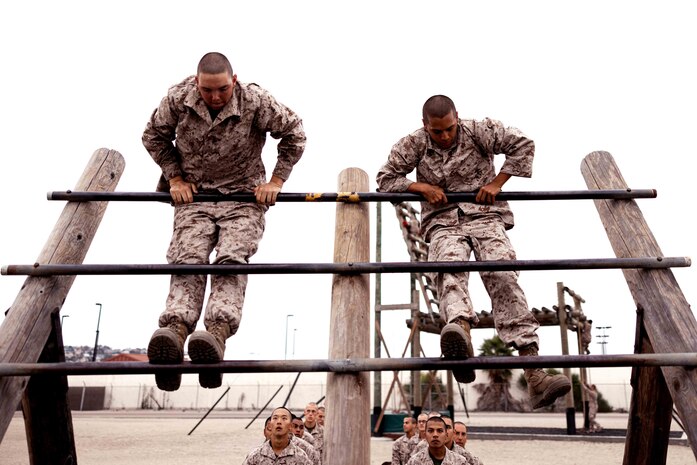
[479,335,514,384]
[474,335,527,412]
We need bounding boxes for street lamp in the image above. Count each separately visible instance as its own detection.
[92,303,103,362]
[293,328,297,358]
[595,326,611,355]
[284,314,294,359]
[61,314,70,327]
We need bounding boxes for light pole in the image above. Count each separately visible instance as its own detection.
[61,314,69,327]
[92,303,103,362]
[284,314,294,359]
[292,328,297,358]
[596,325,611,355]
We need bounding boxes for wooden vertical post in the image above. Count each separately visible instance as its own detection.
[411,289,422,417]
[581,151,697,461]
[573,296,589,430]
[446,371,454,420]
[325,168,370,465]
[0,148,124,444]
[21,312,77,464]
[623,309,673,465]
[373,202,383,434]
[556,282,576,434]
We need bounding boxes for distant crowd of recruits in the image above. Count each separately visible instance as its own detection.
[389,412,482,465]
[240,402,483,465]
[243,402,324,465]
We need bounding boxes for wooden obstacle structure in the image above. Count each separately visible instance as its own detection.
[0,149,695,465]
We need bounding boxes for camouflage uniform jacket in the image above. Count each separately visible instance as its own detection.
[143,77,306,193]
[376,118,534,240]
[242,439,312,465]
[406,447,468,465]
[301,431,315,446]
[305,423,323,447]
[392,433,417,464]
[452,444,483,465]
[412,441,482,465]
[291,435,320,465]
[305,423,323,462]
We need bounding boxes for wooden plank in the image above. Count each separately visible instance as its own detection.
[623,313,673,465]
[407,308,561,335]
[22,312,77,465]
[581,151,697,460]
[325,168,371,465]
[0,148,124,442]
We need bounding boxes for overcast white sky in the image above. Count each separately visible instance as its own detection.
[1,1,695,386]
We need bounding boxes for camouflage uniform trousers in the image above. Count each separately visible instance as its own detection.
[159,201,266,335]
[428,212,539,349]
[392,433,417,465]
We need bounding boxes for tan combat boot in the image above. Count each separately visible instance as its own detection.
[188,322,231,389]
[440,317,476,383]
[147,320,189,391]
[519,345,571,409]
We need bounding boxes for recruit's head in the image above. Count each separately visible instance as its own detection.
[422,95,458,150]
[196,52,237,111]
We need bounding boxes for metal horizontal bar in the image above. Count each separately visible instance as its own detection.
[46,189,657,203]
[1,257,690,276]
[0,353,695,377]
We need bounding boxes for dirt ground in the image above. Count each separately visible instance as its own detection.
[1,411,694,465]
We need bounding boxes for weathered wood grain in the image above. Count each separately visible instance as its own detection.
[325,168,370,465]
[581,151,697,462]
[0,148,124,444]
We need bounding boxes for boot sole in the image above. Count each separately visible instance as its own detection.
[530,377,572,409]
[188,332,223,389]
[147,331,183,392]
[440,323,476,384]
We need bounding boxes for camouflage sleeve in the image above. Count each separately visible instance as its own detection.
[252,85,306,182]
[296,447,313,465]
[391,440,401,465]
[241,450,257,465]
[142,93,184,183]
[471,118,534,178]
[376,133,425,192]
[467,451,483,465]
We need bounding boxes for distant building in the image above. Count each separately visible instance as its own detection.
[102,353,149,363]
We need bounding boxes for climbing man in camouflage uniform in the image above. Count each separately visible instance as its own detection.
[376,95,570,409]
[243,407,313,465]
[143,52,306,391]
[392,416,418,465]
